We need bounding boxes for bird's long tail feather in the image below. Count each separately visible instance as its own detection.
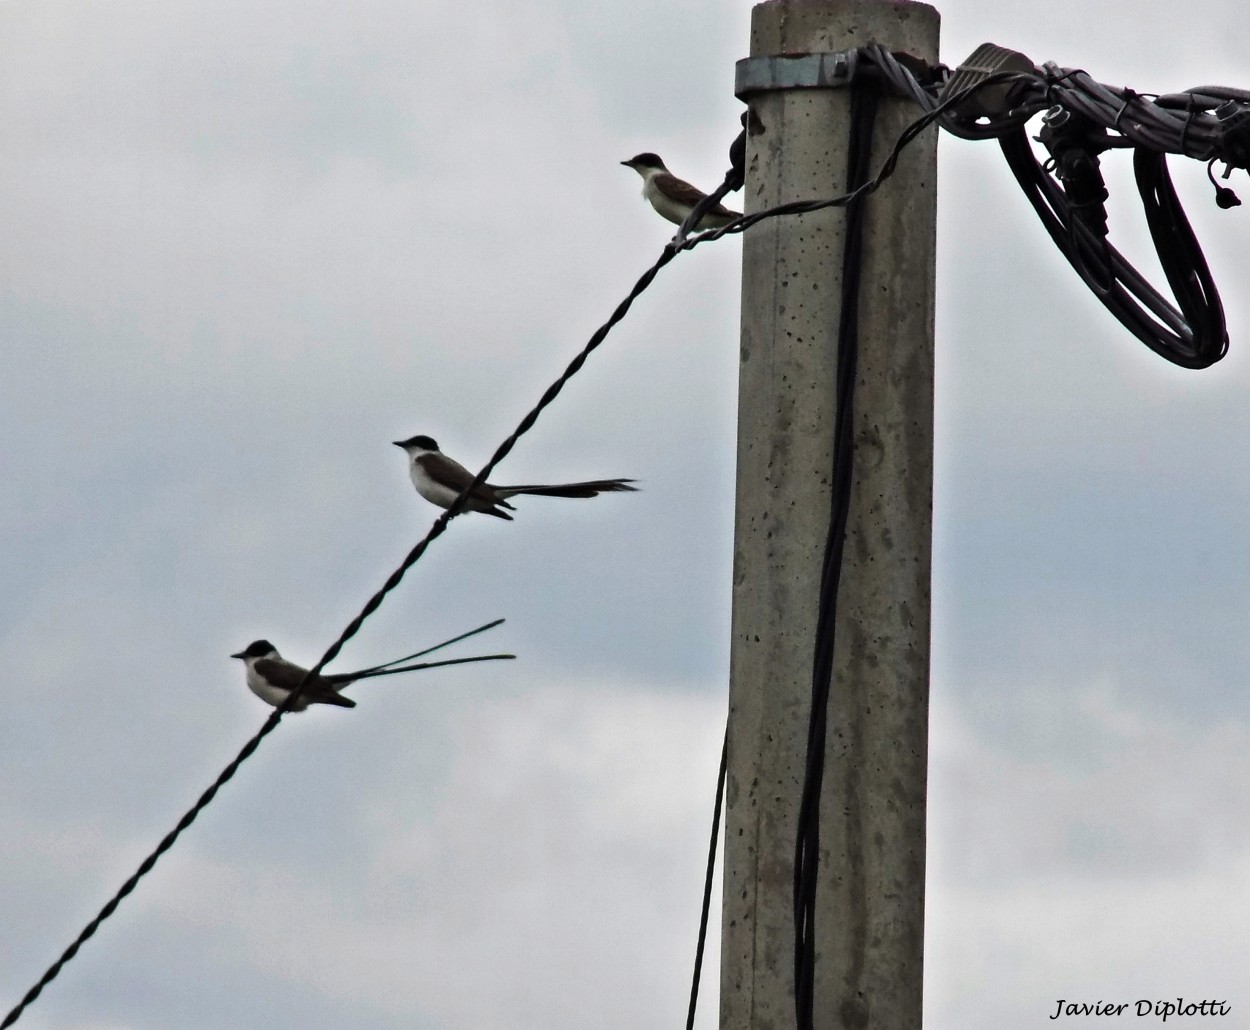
[354,653,515,680]
[495,479,638,499]
[347,619,506,677]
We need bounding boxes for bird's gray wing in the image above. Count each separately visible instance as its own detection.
[655,172,737,217]
[252,658,309,692]
[654,172,710,206]
[421,451,502,503]
[254,657,345,693]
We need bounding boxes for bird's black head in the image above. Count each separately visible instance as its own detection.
[622,152,666,171]
[393,434,439,451]
[231,640,276,660]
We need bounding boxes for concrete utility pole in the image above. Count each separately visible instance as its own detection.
[723,2,938,1028]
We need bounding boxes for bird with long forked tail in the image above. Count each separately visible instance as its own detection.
[393,435,637,521]
[232,619,514,710]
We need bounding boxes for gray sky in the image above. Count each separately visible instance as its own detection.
[2,1,1249,1028]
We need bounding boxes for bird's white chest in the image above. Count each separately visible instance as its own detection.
[642,177,689,226]
[245,664,307,710]
[409,457,461,508]
[245,668,283,704]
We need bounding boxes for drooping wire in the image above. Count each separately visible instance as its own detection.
[684,725,728,1030]
[863,44,1235,367]
[707,50,1236,368]
[791,81,879,1030]
[998,127,1228,367]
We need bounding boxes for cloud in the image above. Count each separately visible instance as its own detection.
[927,681,1250,1027]
[1,681,725,1029]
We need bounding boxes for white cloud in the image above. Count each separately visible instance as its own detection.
[133,682,726,1030]
[927,682,1250,1028]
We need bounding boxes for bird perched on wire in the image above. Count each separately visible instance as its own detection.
[231,620,514,711]
[393,435,637,521]
[621,152,741,231]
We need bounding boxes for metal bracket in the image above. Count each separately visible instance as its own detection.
[735,50,859,100]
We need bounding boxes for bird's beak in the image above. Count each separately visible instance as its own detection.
[620,159,632,167]
[392,441,406,448]
[230,651,246,660]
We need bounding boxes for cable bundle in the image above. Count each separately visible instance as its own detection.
[867,43,1240,367]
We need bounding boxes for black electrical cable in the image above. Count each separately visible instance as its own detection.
[1,243,685,1030]
[684,726,728,1030]
[999,127,1228,367]
[792,81,879,1030]
[864,45,1237,367]
[1134,145,1228,361]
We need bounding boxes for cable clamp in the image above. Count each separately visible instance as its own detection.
[1038,108,1111,237]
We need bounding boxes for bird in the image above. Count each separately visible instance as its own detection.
[393,435,637,520]
[621,152,741,231]
[231,626,515,711]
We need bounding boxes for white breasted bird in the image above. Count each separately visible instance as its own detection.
[393,434,637,521]
[231,621,514,710]
[621,152,741,230]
